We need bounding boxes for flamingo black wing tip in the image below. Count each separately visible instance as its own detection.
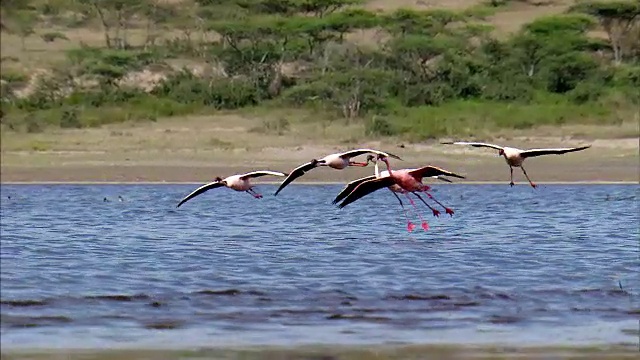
[384,152,403,161]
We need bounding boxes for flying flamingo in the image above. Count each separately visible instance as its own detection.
[337,157,465,223]
[441,141,591,188]
[333,156,453,232]
[274,148,402,196]
[177,170,286,208]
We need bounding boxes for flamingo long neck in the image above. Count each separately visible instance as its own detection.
[383,158,394,176]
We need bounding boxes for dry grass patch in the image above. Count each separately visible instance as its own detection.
[0,26,209,71]
[0,110,366,157]
[364,0,483,12]
[487,0,577,35]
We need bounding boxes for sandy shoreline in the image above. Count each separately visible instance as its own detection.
[2,148,639,184]
[1,161,638,183]
[2,344,639,360]
[2,131,638,183]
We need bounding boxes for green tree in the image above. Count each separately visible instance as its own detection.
[510,15,595,77]
[78,0,147,49]
[570,0,640,64]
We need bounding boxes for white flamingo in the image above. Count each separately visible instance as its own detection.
[274,148,402,196]
[441,141,591,188]
[177,170,286,208]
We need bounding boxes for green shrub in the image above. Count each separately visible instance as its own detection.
[41,32,68,43]
[614,65,640,87]
[249,117,290,135]
[59,106,81,128]
[25,114,44,133]
[365,116,397,136]
[544,53,599,93]
[206,78,262,109]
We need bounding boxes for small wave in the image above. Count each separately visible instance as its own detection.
[387,294,451,301]
[488,315,522,324]
[85,294,150,302]
[194,289,265,296]
[270,309,328,317]
[453,301,481,307]
[326,313,391,322]
[1,315,72,328]
[142,320,184,330]
[477,292,514,300]
[575,288,632,297]
[0,299,49,307]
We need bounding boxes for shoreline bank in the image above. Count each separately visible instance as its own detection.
[2,343,638,360]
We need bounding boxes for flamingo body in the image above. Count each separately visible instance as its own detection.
[274,148,403,196]
[337,159,465,209]
[393,170,425,192]
[223,175,255,191]
[321,153,351,169]
[441,141,591,187]
[177,170,286,208]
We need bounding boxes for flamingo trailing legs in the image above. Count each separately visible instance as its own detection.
[334,156,461,231]
[380,157,456,217]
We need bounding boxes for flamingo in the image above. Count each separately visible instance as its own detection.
[176,170,286,208]
[274,148,402,196]
[337,157,465,220]
[441,141,591,188]
[333,156,453,232]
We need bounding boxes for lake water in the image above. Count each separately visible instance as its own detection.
[0,184,638,350]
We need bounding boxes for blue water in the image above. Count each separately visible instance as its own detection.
[0,184,638,350]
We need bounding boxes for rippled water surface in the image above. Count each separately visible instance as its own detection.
[1,184,638,349]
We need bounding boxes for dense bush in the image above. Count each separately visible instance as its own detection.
[1,0,638,137]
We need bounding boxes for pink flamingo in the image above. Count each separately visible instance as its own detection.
[337,158,464,222]
[333,156,453,232]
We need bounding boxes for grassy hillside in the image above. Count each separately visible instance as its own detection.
[1,0,639,145]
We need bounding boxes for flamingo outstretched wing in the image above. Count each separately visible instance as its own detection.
[432,176,453,183]
[520,145,591,158]
[408,166,466,180]
[177,181,225,208]
[441,141,504,151]
[240,170,287,179]
[338,177,397,209]
[332,175,377,205]
[274,161,317,196]
[339,148,403,161]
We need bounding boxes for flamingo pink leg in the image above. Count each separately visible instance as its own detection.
[521,166,537,188]
[510,166,515,187]
[349,161,369,167]
[412,192,441,217]
[247,188,263,199]
[424,191,454,216]
[405,195,429,231]
[391,191,416,232]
